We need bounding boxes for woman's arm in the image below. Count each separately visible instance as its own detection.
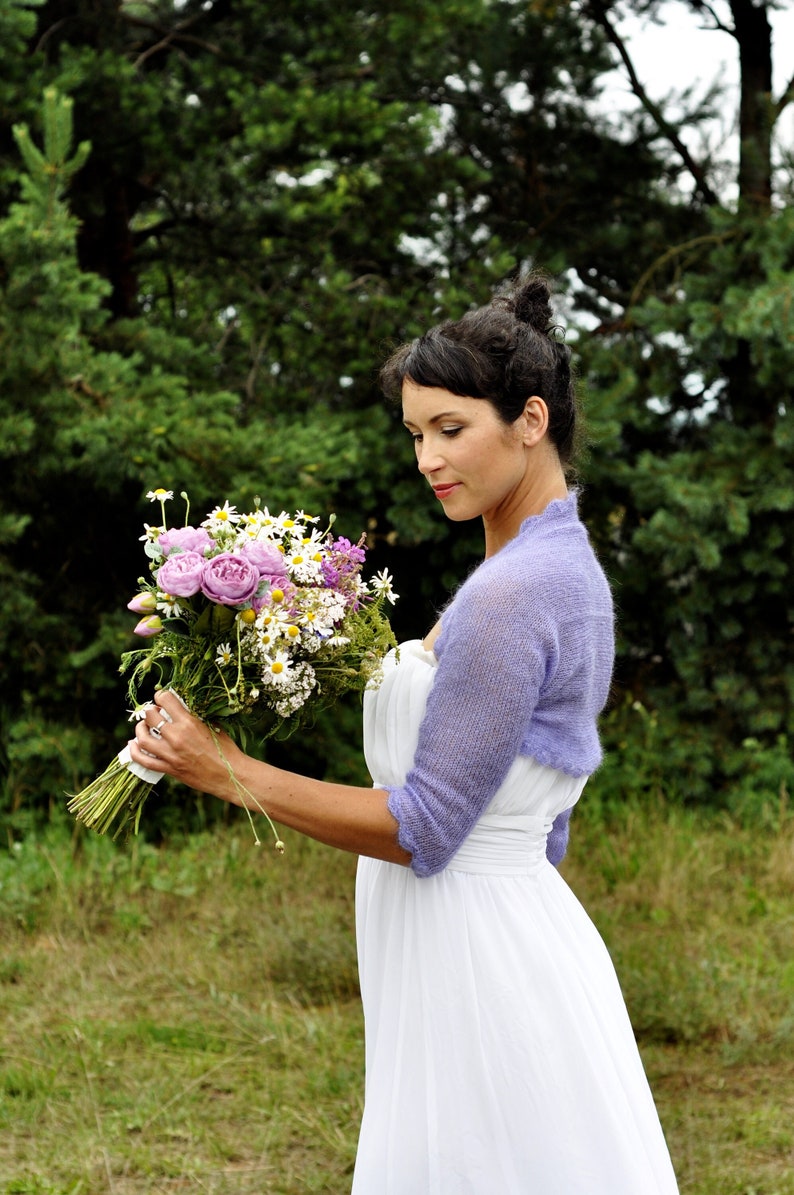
[129,690,411,865]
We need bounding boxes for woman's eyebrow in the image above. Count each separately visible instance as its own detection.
[402,411,463,427]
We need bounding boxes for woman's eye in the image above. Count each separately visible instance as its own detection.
[442,427,462,437]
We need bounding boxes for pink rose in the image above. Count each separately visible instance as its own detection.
[200,552,260,606]
[156,551,207,597]
[158,526,214,557]
[127,592,157,614]
[134,615,163,637]
[239,540,287,577]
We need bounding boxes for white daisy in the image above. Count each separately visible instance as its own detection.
[262,650,293,685]
[138,522,160,543]
[285,552,324,585]
[202,501,241,531]
[371,567,399,605]
[293,510,320,526]
[326,634,351,648]
[157,594,184,618]
[215,642,234,666]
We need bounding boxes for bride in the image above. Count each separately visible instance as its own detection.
[130,273,679,1194]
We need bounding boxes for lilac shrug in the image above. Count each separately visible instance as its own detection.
[387,493,615,878]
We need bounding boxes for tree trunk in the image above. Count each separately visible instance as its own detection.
[730,0,773,211]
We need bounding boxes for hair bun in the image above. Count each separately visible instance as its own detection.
[512,277,553,333]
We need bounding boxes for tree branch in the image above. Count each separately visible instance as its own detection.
[774,72,794,120]
[121,13,222,69]
[585,0,720,207]
[691,0,734,38]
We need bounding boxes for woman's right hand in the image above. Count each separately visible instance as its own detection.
[128,690,247,804]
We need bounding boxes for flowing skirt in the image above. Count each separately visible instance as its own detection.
[352,642,678,1194]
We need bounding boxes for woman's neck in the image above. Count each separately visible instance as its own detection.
[483,473,569,558]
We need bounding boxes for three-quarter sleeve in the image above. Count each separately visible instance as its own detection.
[386,567,559,877]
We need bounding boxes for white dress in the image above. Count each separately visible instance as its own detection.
[352,641,679,1194]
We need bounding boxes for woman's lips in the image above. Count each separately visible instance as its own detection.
[432,483,461,500]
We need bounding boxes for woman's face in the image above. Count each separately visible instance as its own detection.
[401,381,533,524]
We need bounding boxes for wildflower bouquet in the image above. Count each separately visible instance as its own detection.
[68,489,398,845]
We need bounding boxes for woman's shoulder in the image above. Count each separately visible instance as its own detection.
[448,507,611,635]
[474,497,600,582]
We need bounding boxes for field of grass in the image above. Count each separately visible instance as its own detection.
[1,800,793,1194]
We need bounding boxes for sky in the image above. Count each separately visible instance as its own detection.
[603,0,794,149]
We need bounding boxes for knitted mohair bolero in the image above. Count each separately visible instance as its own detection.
[386,491,615,878]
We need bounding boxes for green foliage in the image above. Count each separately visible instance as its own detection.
[0,0,791,825]
[580,203,794,795]
[0,85,390,828]
[589,701,793,822]
[12,86,90,208]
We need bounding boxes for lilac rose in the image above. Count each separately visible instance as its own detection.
[239,540,287,578]
[200,552,260,606]
[158,526,214,557]
[156,551,207,597]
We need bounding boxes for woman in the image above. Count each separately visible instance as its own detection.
[130,274,679,1193]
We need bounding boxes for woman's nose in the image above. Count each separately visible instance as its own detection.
[416,442,444,475]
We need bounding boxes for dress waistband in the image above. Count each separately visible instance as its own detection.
[445,813,553,876]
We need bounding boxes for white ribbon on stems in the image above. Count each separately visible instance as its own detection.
[120,689,188,783]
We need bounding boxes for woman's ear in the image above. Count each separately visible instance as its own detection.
[520,396,550,447]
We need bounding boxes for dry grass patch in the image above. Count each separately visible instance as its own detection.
[2,805,793,1193]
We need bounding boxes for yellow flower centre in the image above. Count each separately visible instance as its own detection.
[292,555,304,565]
[217,511,229,521]
[271,588,284,603]
[312,552,323,562]
[271,660,284,674]
[240,608,256,624]
[287,625,299,638]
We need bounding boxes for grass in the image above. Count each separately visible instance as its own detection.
[1,801,793,1194]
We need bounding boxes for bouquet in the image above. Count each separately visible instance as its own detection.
[68,489,398,846]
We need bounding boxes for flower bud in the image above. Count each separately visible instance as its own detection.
[127,592,158,614]
[133,615,164,637]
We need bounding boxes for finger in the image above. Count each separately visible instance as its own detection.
[131,727,161,761]
[144,703,172,738]
[154,689,187,719]
[136,718,158,746]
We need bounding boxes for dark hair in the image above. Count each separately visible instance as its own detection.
[379,273,578,466]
